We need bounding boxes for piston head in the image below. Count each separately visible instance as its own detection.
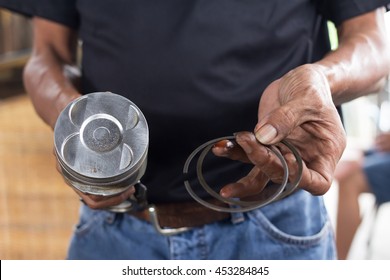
[54,92,149,196]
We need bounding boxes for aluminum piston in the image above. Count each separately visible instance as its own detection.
[54,92,149,200]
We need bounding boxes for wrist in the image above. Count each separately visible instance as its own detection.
[51,90,81,129]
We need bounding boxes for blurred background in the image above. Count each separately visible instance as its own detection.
[0,8,389,260]
[0,9,79,259]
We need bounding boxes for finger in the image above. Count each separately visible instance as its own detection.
[74,186,136,209]
[234,132,285,182]
[276,142,302,184]
[299,156,335,195]
[212,138,251,163]
[255,99,322,145]
[220,166,269,198]
[213,139,235,149]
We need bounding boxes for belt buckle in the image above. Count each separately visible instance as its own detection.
[117,182,190,236]
[148,205,191,236]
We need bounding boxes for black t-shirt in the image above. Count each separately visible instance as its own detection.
[1,0,389,203]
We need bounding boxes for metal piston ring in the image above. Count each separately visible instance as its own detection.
[183,135,303,213]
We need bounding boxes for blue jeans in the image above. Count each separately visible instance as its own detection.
[67,190,336,259]
[363,150,390,205]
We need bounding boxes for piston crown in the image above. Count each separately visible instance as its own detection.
[54,92,148,192]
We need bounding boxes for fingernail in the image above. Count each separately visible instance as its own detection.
[220,189,230,198]
[213,140,235,150]
[255,124,277,144]
[226,140,235,149]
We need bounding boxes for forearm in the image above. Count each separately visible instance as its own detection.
[24,51,81,129]
[23,17,81,129]
[316,8,390,105]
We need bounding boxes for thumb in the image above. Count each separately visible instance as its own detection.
[254,101,305,145]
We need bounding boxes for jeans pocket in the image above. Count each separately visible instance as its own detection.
[73,205,104,237]
[247,205,331,247]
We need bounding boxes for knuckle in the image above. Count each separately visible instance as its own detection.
[87,201,100,209]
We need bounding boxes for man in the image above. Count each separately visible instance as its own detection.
[1,0,389,259]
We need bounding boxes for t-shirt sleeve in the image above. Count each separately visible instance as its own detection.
[316,0,390,26]
[0,0,79,29]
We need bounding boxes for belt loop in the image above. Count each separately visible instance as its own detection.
[104,211,117,224]
[229,205,245,224]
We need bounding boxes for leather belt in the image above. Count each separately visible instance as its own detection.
[128,199,231,228]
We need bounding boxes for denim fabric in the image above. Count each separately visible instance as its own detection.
[67,190,336,260]
[363,151,390,205]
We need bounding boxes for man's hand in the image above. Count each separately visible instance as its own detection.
[213,8,389,199]
[213,64,347,198]
[53,148,136,209]
[73,186,136,210]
